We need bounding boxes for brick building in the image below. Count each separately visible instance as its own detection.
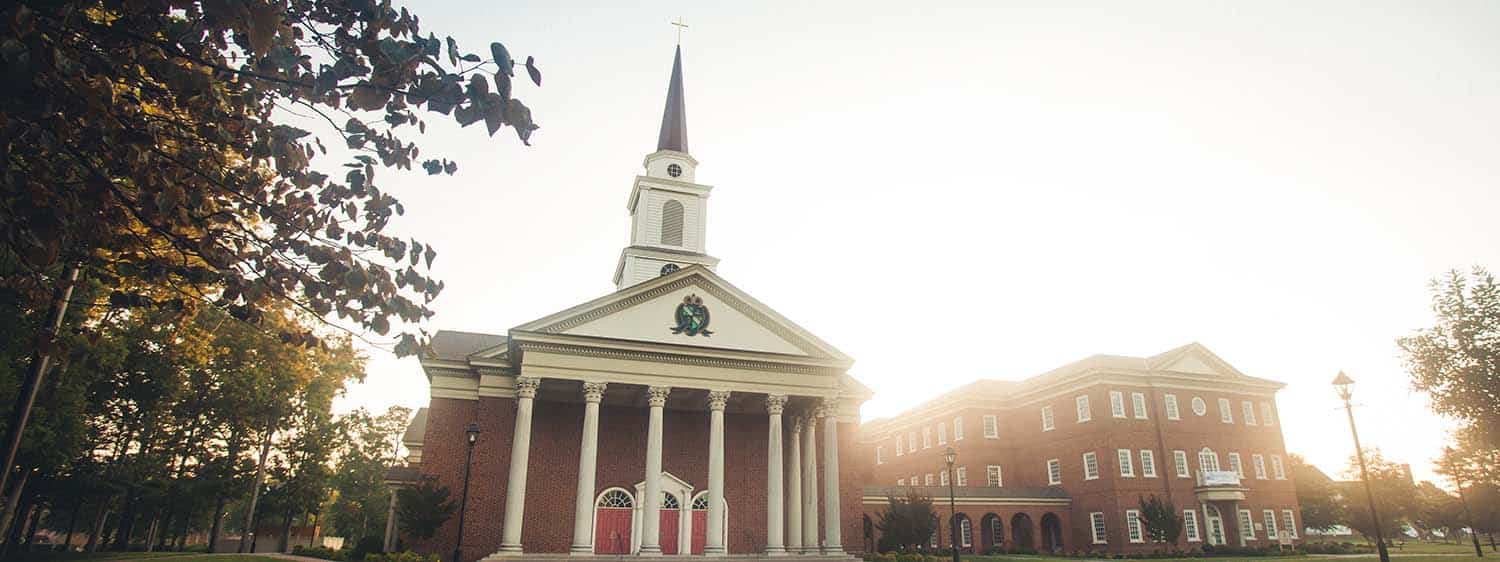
[857,344,1301,555]
[396,46,872,561]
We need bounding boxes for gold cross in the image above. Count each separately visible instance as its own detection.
[671,17,689,44]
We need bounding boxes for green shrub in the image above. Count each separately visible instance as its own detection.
[294,544,349,560]
[364,551,441,562]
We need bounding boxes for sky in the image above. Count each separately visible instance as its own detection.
[329,0,1500,487]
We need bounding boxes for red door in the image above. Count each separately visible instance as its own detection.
[594,508,632,555]
[659,509,680,555]
[691,510,708,554]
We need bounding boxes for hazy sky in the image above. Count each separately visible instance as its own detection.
[331,1,1500,486]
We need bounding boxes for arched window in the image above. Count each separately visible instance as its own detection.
[660,200,684,246]
[959,517,973,548]
[1198,448,1220,472]
[661,491,681,509]
[597,488,634,508]
[691,492,709,511]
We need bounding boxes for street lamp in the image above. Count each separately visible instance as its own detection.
[453,423,480,562]
[942,446,959,562]
[1332,372,1390,562]
[1445,447,1484,558]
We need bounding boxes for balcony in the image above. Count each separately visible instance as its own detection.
[1194,470,1246,502]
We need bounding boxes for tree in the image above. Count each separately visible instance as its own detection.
[395,479,455,541]
[1409,481,1462,541]
[1137,495,1183,544]
[1399,267,1500,447]
[1289,454,1347,532]
[329,405,410,540]
[1341,448,1417,543]
[874,490,938,553]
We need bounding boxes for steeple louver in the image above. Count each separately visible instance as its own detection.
[656,45,689,153]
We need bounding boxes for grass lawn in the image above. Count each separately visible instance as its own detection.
[7,552,195,562]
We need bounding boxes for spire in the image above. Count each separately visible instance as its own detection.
[656,45,689,154]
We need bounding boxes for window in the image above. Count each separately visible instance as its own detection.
[1184,510,1201,542]
[1191,396,1207,416]
[938,422,948,445]
[953,417,964,440]
[1238,509,1255,540]
[1041,406,1055,431]
[1228,453,1243,477]
[911,474,918,485]
[1252,454,1267,480]
[660,200,684,246]
[877,446,885,465]
[908,432,917,453]
[1165,394,1181,420]
[1140,450,1157,478]
[987,465,1003,487]
[959,517,973,547]
[1126,509,1144,543]
[1242,401,1257,425]
[1084,452,1100,480]
[940,469,949,486]
[1263,510,1278,539]
[1261,402,1275,426]
[1282,510,1297,538]
[923,427,932,449]
[1174,450,1191,478]
[983,415,999,438]
[895,436,904,456]
[897,478,905,486]
[1271,455,1286,479]
[1218,398,1233,423]
[1110,391,1126,418]
[1198,448,1220,472]
[924,473,934,486]
[1077,395,1092,422]
[1132,392,1148,419]
[956,466,968,486]
[598,489,635,508]
[1090,512,1108,544]
[1118,449,1136,477]
[1047,459,1062,485]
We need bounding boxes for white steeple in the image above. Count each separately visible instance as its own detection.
[613,46,719,289]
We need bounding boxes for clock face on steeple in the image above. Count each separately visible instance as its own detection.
[660,263,680,276]
[666,163,682,178]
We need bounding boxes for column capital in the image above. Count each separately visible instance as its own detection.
[816,397,838,418]
[791,416,805,433]
[515,376,540,399]
[647,385,672,407]
[581,381,608,403]
[707,390,731,411]
[766,394,789,415]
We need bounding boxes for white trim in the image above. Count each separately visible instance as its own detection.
[1140,449,1157,478]
[1281,509,1298,538]
[1076,395,1092,423]
[1083,451,1100,480]
[953,416,964,440]
[1117,449,1135,478]
[1184,510,1201,542]
[1218,397,1234,424]
[1242,400,1258,425]
[1090,512,1108,544]
[1110,391,1127,418]
[1047,459,1062,485]
[592,487,636,555]
[1126,509,1144,543]
[1174,450,1190,478]
[1131,392,1148,419]
[1164,394,1181,420]
[986,465,1003,487]
[982,415,999,438]
[1041,406,1055,431]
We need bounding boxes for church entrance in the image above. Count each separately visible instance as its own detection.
[659,492,682,555]
[594,489,634,555]
[690,493,709,554]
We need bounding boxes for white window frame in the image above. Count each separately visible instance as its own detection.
[1271,455,1286,479]
[1242,400,1258,426]
[1228,452,1243,477]
[1174,450,1190,478]
[1047,459,1061,485]
[1140,449,1157,478]
[876,446,885,465]
[953,417,964,440]
[1132,392,1148,419]
[923,427,932,449]
[1218,398,1234,424]
[1126,509,1144,543]
[1263,509,1278,539]
[911,474,918,485]
[960,517,973,548]
[1184,510,1201,542]
[1077,395,1092,422]
[956,466,967,486]
[983,415,999,438]
[1238,509,1255,540]
[895,436,904,456]
[937,422,947,445]
[1282,509,1298,538]
[1084,452,1100,480]
[1261,402,1275,426]
[1041,406,1055,431]
[940,469,950,486]
[1110,391,1127,418]
[1252,454,1267,480]
[1198,448,1220,472]
[925,473,934,486]
[897,478,905,486]
[908,431,917,453]
[1090,512,1108,544]
[1117,449,1136,478]
[987,465,1002,487]
[1164,394,1180,420]
[1191,396,1207,417]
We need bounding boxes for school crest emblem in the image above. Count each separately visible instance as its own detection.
[670,294,713,337]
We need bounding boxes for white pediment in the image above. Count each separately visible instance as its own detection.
[1149,343,1248,379]
[513,266,850,363]
[1161,354,1221,376]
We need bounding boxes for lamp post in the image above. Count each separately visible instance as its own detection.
[942,446,959,562]
[453,423,480,562]
[1445,447,1484,558]
[1332,371,1389,562]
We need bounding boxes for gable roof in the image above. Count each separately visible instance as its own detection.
[428,330,506,361]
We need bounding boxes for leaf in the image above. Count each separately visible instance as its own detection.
[446,36,459,66]
[504,98,539,146]
[460,53,481,62]
[525,56,541,86]
[490,42,514,76]
[247,2,282,54]
[494,70,511,102]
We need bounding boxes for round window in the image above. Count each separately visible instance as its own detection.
[666,163,682,177]
[1191,397,1207,417]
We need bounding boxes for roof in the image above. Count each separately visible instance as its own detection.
[656,45,689,153]
[383,466,422,485]
[402,407,428,445]
[427,330,506,361]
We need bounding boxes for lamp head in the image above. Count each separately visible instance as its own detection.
[1331,371,1355,401]
[466,422,481,444]
[943,445,957,465]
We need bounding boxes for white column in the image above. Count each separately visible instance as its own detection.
[640,386,672,556]
[764,394,788,556]
[705,391,730,556]
[786,416,803,554]
[383,487,399,552]
[821,400,843,554]
[802,413,819,550]
[570,382,608,554]
[498,376,540,554]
